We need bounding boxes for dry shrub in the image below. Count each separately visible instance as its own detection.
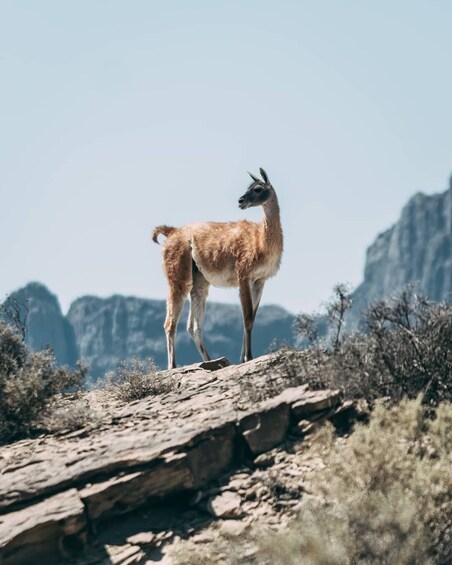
[0,321,27,377]
[106,358,174,402]
[44,397,102,433]
[0,321,86,443]
[252,398,451,565]
[293,286,452,405]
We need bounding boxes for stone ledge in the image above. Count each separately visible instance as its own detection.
[0,355,354,563]
[0,489,87,565]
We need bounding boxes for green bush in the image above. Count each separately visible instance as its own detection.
[0,321,86,443]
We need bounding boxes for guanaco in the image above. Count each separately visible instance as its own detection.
[152,168,283,369]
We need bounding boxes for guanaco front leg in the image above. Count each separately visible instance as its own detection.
[239,279,265,363]
[251,279,265,322]
[239,280,254,363]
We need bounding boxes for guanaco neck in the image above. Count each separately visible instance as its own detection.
[261,194,283,254]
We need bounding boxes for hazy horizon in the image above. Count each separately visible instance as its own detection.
[2,1,452,315]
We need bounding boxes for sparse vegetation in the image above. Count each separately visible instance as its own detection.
[172,398,452,565]
[0,320,87,443]
[250,398,452,565]
[0,294,29,340]
[106,358,175,402]
[2,284,451,564]
[43,396,102,433]
[292,285,452,405]
[0,314,174,442]
[174,289,452,563]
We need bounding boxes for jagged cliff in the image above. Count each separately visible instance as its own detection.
[353,177,452,315]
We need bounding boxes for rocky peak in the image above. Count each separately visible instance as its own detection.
[353,177,452,313]
[4,282,78,366]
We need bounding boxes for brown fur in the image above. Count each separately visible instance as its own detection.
[153,171,283,369]
[152,225,177,244]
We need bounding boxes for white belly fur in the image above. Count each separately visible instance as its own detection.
[191,243,238,287]
[250,254,281,281]
[199,269,238,288]
[191,241,281,288]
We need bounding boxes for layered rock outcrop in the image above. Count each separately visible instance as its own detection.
[0,354,354,564]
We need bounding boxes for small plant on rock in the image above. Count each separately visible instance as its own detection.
[107,358,175,402]
[44,397,102,433]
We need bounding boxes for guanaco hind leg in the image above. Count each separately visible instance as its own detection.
[187,264,211,362]
[163,241,192,369]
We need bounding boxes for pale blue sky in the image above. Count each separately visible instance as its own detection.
[1,1,451,314]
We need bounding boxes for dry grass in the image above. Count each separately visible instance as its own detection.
[250,402,450,564]
[172,398,452,565]
[106,358,175,402]
[292,286,452,405]
[43,396,103,433]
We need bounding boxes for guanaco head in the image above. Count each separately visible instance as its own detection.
[238,168,274,210]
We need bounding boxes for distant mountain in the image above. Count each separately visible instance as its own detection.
[67,295,294,377]
[2,283,295,378]
[352,176,452,317]
[5,282,78,367]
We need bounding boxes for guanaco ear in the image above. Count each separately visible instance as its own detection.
[248,171,260,183]
[259,168,269,184]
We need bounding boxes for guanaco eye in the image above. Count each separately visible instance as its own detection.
[254,187,263,193]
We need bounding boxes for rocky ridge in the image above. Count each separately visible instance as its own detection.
[3,282,78,367]
[353,178,452,316]
[0,353,354,564]
[4,283,295,377]
[67,294,294,377]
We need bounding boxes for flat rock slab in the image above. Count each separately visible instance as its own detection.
[240,403,290,455]
[0,353,353,563]
[0,488,87,565]
[291,389,341,417]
